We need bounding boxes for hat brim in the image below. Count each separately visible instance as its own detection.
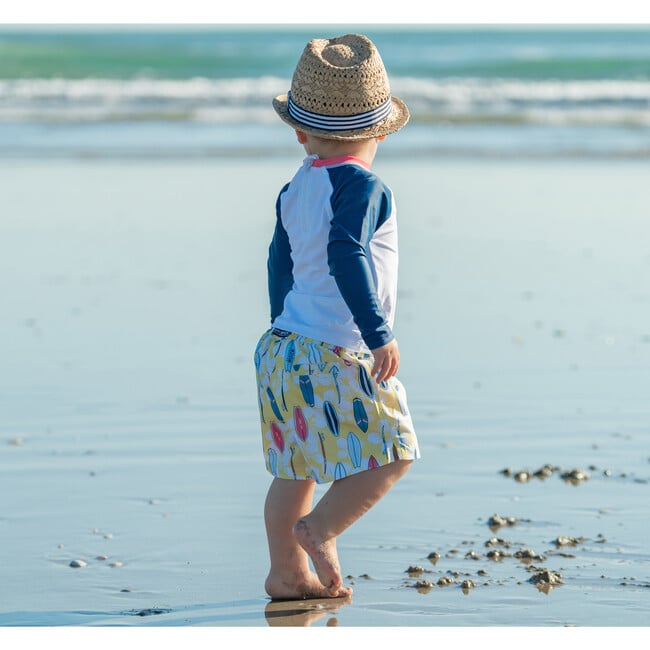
[272,94,409,140]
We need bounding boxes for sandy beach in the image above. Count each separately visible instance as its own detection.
[1,156,649,635]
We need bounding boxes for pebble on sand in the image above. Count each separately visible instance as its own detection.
[69,560,87,568]
[553,536,586,547]
[560,469,590,484]
[528,569,563,586]
[488,514,518,529]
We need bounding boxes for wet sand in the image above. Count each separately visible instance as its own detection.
[1,157,649,636]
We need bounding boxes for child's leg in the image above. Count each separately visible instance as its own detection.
[264,477,353,600]
[294,459,413,594]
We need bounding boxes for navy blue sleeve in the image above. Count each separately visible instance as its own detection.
[326,166,393,350]
[267,184,293,323]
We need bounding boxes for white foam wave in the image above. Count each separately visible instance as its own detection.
[1,76,649,126]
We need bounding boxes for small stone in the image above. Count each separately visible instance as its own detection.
[488,514,518,529]
[533,464,555,479]
[96,555,108,561]
[529,569,563,586]
[553,536,585,547]
[515,548,546,562]
[561,469,589,484]
[461,579,476,590]
[477,569,488,576]
[500,468,513,477]
[427,551,441,564]
[415,579,434,592]
[109,561,123,568]
[485,537,511,549]
[514,471,531,483]
[486,549,509,561]
[7,438,23,446]
[437,576,454,587]
[465,550,481,560]
[103,533,113,539]
[69,560,87,568]
[406,565,425,575]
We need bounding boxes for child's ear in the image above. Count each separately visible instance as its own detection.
[295,130,308,144]
[377,136,386,142]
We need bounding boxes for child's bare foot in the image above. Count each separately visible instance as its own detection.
[265,569,352,600]
[293,518,345,597]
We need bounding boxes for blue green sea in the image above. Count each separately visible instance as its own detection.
[1,25,650,158]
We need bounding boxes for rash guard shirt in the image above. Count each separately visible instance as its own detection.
[268,154,399,352]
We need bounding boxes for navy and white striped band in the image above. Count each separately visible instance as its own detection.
[287,91,392,131]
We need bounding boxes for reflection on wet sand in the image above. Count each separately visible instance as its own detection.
[264,596,352,627]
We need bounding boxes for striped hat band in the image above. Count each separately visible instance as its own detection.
[287,91,393,131]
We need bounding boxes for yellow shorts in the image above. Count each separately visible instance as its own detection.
[254,328,420,484]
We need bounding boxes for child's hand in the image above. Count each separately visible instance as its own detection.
[370,339,400,383]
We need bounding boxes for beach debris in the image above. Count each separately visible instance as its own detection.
[560,469,590,485]
[486,549,510,561]
[500,464,595,485]
[461,579,477,592]
[129,608,172,617]
[533,464,556,479]
[406,565,426,576]
[528,568,563,587]
[488,514,518,529]
[415,580,434,593]
[7,437,23,446]
[485,537,511,549]
[437,576,454,587]
[69,559,87,568]
[427,551,441,564]
[465,550,481,561]
[515,548,546,563]
[553,536,586,547]
[477,569,488,577]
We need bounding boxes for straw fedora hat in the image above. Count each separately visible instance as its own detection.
[273,33,409,140]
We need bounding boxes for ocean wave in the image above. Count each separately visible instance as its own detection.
[1,76,650,127]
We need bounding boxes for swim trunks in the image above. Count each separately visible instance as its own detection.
[254,328,420,483]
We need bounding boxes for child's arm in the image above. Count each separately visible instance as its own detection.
[327,169,396,369]
[267,187,294,323]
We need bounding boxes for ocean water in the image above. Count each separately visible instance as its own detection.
[1,25,650,158]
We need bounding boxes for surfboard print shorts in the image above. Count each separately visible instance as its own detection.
[254,328,420,484]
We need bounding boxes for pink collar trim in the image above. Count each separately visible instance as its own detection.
[312,155,370,170]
